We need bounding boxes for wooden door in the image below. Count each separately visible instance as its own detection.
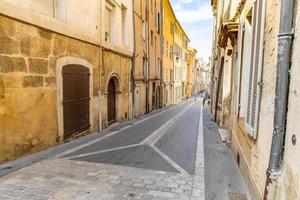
[63,65,90,139]
[107,79,116,124]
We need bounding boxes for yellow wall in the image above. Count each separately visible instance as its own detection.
[163,0,176,84]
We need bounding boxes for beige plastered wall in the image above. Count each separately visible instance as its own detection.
[228,0,280,199]
[278,0,300,199]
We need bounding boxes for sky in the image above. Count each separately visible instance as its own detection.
[170,0,213,62]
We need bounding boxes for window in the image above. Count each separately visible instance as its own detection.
[157,58,161,75]
[151,0,153,13]
[142,22,146,40]
[151,31,154,46]
[166,41,169,57]
[143,57,147,78]
[156,12,161,33]
[122,5,128,46]
[55,0,65,22]
[105,3,112,42]
[245,0,265,138]
[184,53,188,61]
[170,69,174,81]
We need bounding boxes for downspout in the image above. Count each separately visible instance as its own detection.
[146,0,150,113]
[160,0,163,108]
[131,0,136,118]
[264,0,294,199]
[172,23,175,104]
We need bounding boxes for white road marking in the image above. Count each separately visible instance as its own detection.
[141,102,194,145]
[58,98,202,177]
[54,100,191,159]
[151,145,189,175]
[191,98,205,200]
[64,144,143,160]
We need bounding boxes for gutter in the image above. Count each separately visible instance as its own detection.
[264,0,295,199]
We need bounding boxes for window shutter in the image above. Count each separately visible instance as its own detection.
[157,12,160,33]
[245,0,266,138]
[236,17,245,116]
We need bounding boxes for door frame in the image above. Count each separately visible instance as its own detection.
[105,72,122,125]
[56,57,94,143]
[107,78,117,124]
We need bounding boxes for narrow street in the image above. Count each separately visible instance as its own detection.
[0,98,204,200]
[0,97,251,200]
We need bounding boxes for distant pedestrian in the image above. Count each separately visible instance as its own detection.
[203,90,208,107]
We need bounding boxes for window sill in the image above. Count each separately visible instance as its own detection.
[238,117,256,141]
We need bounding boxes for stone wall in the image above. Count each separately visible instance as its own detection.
[228,0,280,199]
[100,49,131,128]
[0,15,103,162]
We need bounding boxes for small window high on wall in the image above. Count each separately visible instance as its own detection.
[2,0,54,17]
[54,0,65,22]
[105,2,113,43]
[122,5,128,46]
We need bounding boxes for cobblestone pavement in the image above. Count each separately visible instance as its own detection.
[0,99,205,200]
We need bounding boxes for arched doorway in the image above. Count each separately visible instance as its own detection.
[107,78,116,124]
[62,64,90,139]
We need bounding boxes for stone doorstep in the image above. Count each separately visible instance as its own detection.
[218,128,228,143]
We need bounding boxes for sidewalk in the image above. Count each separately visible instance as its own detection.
[202,107,251,200]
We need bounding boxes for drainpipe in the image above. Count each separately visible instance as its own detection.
[146,0,150,114]
[264,0,294,199]
[131,0,136,118]
[160,0,163,108]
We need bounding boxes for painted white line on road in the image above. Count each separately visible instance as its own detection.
[191,98,205,200]
[151,145,189,175]
[54,100,192,159]
[64,144,143,160]
[63,101,194,160]
[141,102,194,145]
[53,124,134,159]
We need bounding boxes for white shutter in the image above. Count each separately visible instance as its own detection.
[236,17,245,116]
[245,0,266,138]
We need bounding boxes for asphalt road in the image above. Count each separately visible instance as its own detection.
[65,98,202,175]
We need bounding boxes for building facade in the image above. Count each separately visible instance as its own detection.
[162,0,176,106]
[133,0,147,117]
[210,0,300,199]
[186,48,197,97]
[0,0,196,165]
[172,22,189,103]
[147,0,163,112]
[133,0,163,116]
[0,0,133,162]
[162,0,192,105]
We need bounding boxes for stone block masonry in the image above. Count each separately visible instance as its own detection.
[0,14,132,164]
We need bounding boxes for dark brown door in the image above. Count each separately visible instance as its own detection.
[107,78,116,124]
[63,64,90,139]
